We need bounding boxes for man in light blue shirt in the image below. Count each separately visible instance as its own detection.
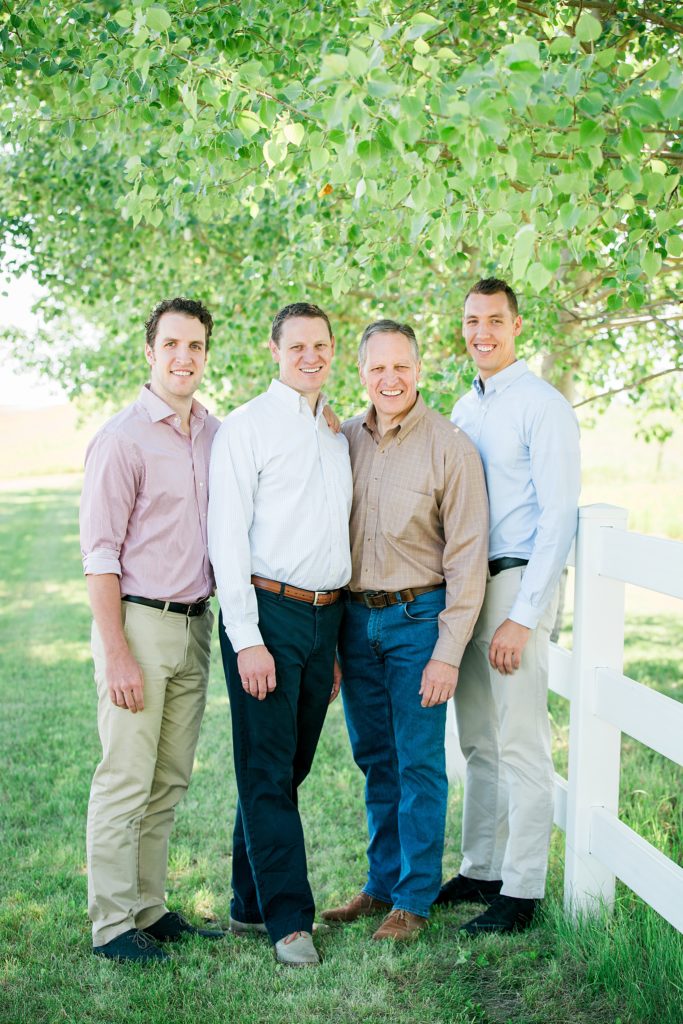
[436,278,580,934]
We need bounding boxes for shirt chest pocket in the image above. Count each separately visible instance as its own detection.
[381,484,434,539]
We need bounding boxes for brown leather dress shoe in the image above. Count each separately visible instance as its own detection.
[321,891,392,922]
[372,908,427,941]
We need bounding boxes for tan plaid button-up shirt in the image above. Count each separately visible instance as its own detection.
[342,394,489,667]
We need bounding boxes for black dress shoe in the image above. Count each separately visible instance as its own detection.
[433,874,502,907]
[460,895,537,935]
[93,928,169,962]
[142,911,226,942]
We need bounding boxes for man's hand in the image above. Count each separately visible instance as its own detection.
[488,619,531,675]
[237,644,277,700]
[419,659,458,708]
[106,647,145,713]
[329,656,342,704]
[322,403,342,433]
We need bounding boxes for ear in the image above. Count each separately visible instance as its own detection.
[513,315,523,336]
[269,338,281,364]
[358,360,366,387]
[416,359,422,380]
[145,343,154,368]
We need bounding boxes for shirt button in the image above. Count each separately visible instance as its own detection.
[199,481,204,487]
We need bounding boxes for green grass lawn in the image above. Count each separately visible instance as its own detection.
[1,483,681,1024]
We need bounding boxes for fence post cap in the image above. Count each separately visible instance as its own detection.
[578,503,628,523]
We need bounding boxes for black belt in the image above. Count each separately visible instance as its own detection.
[346,583,445,609]
[122,595,210,617]
[488,557,528,578]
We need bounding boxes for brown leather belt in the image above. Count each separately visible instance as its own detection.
[346,583,445,609]
[251,575,341,606]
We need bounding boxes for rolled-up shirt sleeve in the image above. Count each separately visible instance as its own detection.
[80,430,141,577]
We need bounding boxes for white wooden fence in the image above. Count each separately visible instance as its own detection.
[445,503,683,933]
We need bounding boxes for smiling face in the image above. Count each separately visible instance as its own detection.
[269,315,335,407]
[145,311,208,410]
[359,331,421,433]
[462,291,522,380]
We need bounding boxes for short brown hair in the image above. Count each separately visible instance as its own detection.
[145,297,214,351]
[465,278,519,318]
[270,302,333,345]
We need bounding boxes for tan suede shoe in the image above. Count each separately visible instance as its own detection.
[321,891,392,922]
[274,930,320,967]
[372,908,427,941]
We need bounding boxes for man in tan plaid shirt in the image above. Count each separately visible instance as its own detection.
[322,319,489,941]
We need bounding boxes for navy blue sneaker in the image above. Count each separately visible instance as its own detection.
[433,874,502,907]
[460,895,537,934]
[143,911,225,942]
[93,928,169,962]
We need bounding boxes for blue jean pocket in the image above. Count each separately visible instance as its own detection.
[402,590,445,623]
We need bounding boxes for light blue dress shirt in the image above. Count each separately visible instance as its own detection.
[451,360,580,629]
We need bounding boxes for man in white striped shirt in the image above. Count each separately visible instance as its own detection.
[208,302,352,968]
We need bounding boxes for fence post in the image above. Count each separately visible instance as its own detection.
[564,503,628,917]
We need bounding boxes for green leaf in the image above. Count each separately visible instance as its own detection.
[575,12,602,43]
[621,125,643,158]
[666,236,683,257]
[145,6,171,33]
[114,10,133,28]
[512,224,535,278]
[310,146,330,172]
[549,35,572,55]
[579,120,605,148]
[236,111,262,138]
[641,251,662,279]
[528,262,553,292]
[263,139,286,169]
[347,47,369,77]
[321,53,348,76]
[179,84,197,119]
[283,122,305,147]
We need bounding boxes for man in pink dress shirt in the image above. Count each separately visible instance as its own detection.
[79,297,224,962]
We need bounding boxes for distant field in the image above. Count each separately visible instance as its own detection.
[2,398,680,540]
[0,403,106,481]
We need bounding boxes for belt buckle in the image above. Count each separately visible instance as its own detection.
[365,592,387,608]
[313,591,326,606]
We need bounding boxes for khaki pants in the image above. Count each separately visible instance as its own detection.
[87,601,213,946]
[454,567,557,900]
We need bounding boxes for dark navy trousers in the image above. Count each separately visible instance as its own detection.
[219,589,342,943]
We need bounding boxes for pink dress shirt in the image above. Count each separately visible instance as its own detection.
[80,384,220,604]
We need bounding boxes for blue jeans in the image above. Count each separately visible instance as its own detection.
[338,589,448,918]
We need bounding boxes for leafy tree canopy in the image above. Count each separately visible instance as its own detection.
[1,0,681,427]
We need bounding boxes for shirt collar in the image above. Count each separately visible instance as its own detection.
[473,359,528,397]
[267,378,327,418]
[138,383,208,424]
[362,392,427,443]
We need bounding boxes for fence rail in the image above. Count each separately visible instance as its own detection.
[446,503,683,933]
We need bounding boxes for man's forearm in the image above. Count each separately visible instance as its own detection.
[86,573,128,655]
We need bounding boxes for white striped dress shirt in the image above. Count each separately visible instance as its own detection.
[208,380,352,652]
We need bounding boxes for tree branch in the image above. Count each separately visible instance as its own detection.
[560,0,683,36]
[573,365,683,409]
